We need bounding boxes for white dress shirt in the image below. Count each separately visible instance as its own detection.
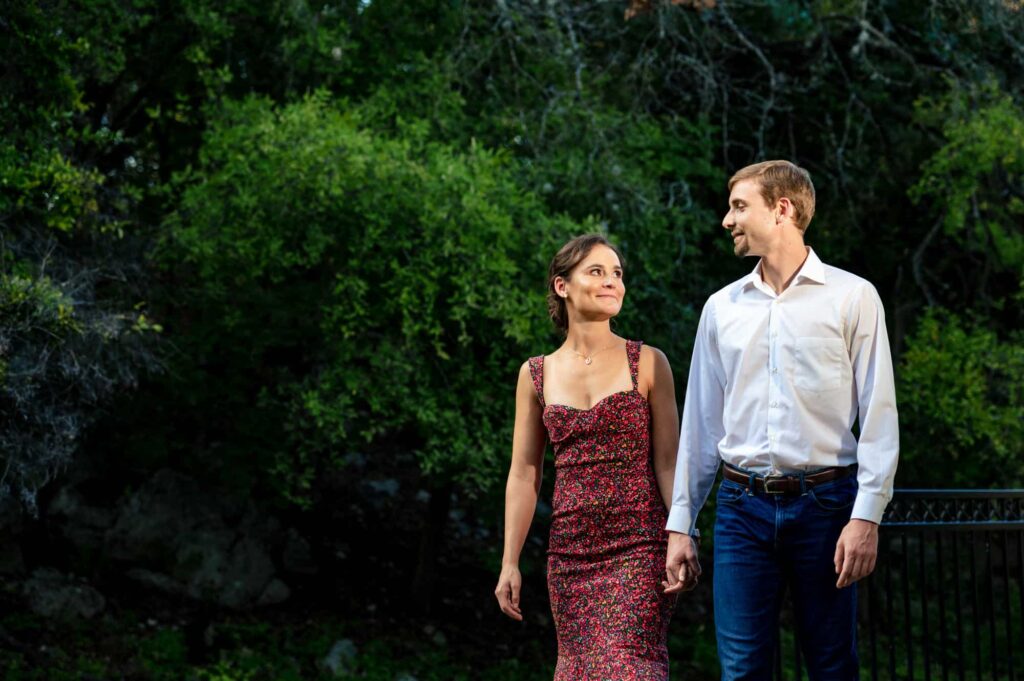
[667,247,899,533]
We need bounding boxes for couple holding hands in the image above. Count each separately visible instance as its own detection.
[495,160,899,680]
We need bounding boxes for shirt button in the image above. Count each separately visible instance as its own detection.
[771,367,778,374]
[770,401,778,407]
[772,332,779,339]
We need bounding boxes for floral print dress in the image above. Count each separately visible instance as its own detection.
[529,340,675,680]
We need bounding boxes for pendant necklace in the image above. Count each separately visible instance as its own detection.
[570,340,623,365]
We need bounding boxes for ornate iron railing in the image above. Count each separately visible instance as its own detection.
[776,490,1024,681]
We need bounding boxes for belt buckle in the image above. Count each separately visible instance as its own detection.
[762,474,788,495]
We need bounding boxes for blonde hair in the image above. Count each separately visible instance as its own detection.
[728,160,816,232]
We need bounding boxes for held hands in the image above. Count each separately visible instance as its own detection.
[495,563,523,621]
[835,518,879,588]
[663,532,701,594]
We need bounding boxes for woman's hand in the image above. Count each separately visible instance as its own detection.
[494,563,523,621]
[663,532,701,593]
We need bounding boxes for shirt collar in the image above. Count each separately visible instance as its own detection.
[741,247,827,292]
[739,266,761,291]
[795,247,827,284]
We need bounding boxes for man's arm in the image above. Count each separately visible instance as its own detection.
[847,283,899,524]
[835,283,899,588]
[664,299,726,593]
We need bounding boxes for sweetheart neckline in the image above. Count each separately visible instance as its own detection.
[543,388,645,413]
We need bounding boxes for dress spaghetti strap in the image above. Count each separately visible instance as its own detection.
[528,355,546,408]
[626,339,643,391]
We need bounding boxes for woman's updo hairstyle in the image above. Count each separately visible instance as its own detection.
[546,233,625,334]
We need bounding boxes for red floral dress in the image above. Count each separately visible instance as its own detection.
[529,340,675,680]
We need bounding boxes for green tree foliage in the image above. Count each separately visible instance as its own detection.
[450,3,728,354]
[164,93,580,503]
[898,310,1024,486]
[910,85,1024,319]
[0,3,160,509]
[445,0,1024,496]
[1,0,1021,507]
[2,0,1022,505]
[896,85,1024,488]
[448,0,1024,341]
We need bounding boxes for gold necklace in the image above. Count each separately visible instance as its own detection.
[570,340,624,365]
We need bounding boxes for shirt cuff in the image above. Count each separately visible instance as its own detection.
[666,505,695,534]
[851,490,888,525]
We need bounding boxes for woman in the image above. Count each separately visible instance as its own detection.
[494,234,680,679]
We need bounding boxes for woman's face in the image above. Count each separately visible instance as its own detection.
[556,244,625,322]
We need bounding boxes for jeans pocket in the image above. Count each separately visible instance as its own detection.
[808,479,857,511]
[718,480,747,505]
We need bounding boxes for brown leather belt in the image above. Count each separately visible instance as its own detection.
[723,464,857,495]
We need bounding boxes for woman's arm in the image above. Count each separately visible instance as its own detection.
[644,346,680,510]
[646,346,701,593]
[495,361,547,621]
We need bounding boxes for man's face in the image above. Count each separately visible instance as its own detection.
[722,179,776,257]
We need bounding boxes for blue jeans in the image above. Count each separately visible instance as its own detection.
[713,474,859,681]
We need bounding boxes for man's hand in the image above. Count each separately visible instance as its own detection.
[663,531,701,593]
[834,518,879,588]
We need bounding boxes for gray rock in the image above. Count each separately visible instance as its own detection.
[422,624,446,646]
[322,638,358,676]
[124,568,188,597]
[366,479,399,496]
[282,528,318,575]
[50,486,114,527]
[105,469,282,608]
[105,470,217,565]
[23,568,105,619]
[49,485,115,551]
[257,578,291,606]
[211,535,273,608]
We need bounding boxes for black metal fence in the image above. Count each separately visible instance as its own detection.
[776,490,1024,681]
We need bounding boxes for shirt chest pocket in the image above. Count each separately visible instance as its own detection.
[792,337,846,392]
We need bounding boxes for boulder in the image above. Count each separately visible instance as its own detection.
[23,568,105,619]
[105,469,287,608]
[257,578,291,606]
[282,528,318,575]
[322,638,358,676]
[48,484,115,553]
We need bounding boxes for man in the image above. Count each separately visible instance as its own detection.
[664,160,899,680]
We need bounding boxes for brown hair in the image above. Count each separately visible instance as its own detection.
[728,160,816,232]
[546,234,624,334]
